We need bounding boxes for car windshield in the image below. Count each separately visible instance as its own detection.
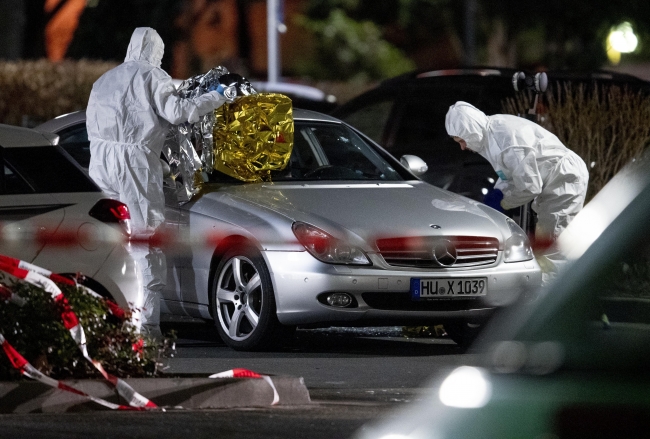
[207,121,405,183]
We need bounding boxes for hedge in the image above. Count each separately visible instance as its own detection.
[503,82,650,201]
[0,281,169,381]
[0,59,117,127]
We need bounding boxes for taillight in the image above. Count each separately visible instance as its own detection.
[89,199,132,236]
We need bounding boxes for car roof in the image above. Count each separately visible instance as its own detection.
[379,66,650,88]
[0,123,58,148]
[34,110,88,133]
[36,108,343,134]
[293,108,340,123]
[171,79,337,103]
[250,81,337,104]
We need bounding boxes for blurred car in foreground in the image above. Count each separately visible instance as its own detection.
[0,123,142,324]
[39,109,541,351]
[353,149,650,438]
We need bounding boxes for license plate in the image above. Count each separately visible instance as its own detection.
[410,277,487,300]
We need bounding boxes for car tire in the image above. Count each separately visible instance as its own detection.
[445,320,482,350]
[211,245,293,351]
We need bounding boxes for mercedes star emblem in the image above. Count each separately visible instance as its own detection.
[432,239,457,267]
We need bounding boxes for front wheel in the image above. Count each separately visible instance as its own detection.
[211,246,291,351]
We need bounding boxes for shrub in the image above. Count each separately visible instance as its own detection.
[0,59,116,126]
[502,82,650,201]
[294,9,416,82]
[0,281,164,381]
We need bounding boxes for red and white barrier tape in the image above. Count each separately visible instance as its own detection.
[0,257,157,409]
[0,255,125,319]
[210,368,280,405]
[0,222,226,250]
[1,256,281,410]
[0,332,141,410]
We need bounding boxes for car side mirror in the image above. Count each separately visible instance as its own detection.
[400,155,428,176]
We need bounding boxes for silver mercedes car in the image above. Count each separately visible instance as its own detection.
[37,109,542,351]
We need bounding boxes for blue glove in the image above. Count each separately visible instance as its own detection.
[216,84,237,102]
[483,189,504,212]
[206,84,237,103]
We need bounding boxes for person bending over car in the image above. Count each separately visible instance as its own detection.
[445,101,589,284]
[86,27,235,340]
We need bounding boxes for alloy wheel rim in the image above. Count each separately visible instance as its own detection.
[216,256,263,341]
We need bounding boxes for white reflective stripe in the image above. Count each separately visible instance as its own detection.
[209,369,280,405]
[23,364,62,388]
[18,261,52,277]
[208,370,234,378]
[262,375,280,405]
[22,364,124,410]
[116,378,150,408]
[68,325,88,356]
[24,271,61,297]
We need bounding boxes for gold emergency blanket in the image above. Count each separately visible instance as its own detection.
[213,93,294,182]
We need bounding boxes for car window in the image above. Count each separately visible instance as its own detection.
[1,163,34,194]
[340,98,394,144]
[56,124,91,169]
[271,122,404,181]
[58,125,89,144]
[0,146,98,194]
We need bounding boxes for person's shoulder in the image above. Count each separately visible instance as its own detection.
[147,66,172,81]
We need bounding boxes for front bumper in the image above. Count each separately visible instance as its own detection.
[265,250,542,326]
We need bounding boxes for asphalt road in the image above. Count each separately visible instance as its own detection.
[0,323,480,439]
[162,322,477,391]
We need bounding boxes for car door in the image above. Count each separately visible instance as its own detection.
[158,177,183,313]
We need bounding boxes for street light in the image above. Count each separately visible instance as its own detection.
[606,22,638,65]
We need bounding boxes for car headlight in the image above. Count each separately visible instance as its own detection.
[292,222,371,265]
[504,218,534,262]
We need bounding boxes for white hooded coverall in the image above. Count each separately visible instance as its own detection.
[445,101,589,282]
[87,27,229,335]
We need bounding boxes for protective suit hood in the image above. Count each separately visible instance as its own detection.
[445,101,490,152]
[125,27,164,68]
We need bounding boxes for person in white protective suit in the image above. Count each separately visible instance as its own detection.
[445,101,589,284]
[86,27,235,339]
